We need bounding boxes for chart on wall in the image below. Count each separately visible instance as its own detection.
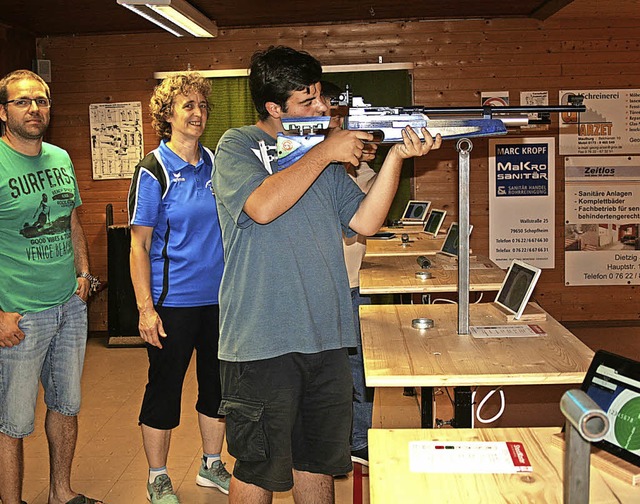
[565,156,640,286]
[559,89,640,155]
[89,101,144,180]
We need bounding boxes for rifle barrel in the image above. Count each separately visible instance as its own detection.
[407,104,585,116]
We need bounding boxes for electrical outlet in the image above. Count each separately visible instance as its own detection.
[33,59,52,83]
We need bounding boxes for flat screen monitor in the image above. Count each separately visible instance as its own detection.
[422,209,447,236]
[400,200,431,225]
[579,350,640,468]
[493,259,541,319]
[439,222,473,257]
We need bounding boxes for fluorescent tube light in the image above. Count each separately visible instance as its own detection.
[117,0,218,38]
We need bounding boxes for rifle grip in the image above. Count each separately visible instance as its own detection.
[277,133,325,170]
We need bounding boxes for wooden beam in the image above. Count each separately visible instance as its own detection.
[531,0,576,20]
[154,62,414,79]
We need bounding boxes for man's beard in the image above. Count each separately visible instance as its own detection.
[5,112,49,140]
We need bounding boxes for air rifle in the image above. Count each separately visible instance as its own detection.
[276,86,585,169]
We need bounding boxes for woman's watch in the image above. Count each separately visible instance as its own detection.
[77,271,100,293]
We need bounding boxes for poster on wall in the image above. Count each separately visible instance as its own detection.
[89,101,144,180]
[559,89,640,155]
[520,91,549,131]
[489,138,555,269]
[481,91,509,107]
[564,156,640,286]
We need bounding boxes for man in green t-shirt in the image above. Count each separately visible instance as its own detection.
[0,70,104,504]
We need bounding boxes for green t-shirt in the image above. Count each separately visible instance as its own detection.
[0,140,81,314]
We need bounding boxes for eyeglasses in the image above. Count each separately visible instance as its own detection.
[2,97,52,109]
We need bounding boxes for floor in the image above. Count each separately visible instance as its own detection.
[16,324,639,504]
[18,338,423,504]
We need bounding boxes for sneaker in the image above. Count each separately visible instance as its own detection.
[351,446,369,466]
[196,459,231,495]
[147,474,180,503]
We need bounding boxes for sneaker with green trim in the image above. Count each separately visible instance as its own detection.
[147,474,180,503]
[196,459,231,495]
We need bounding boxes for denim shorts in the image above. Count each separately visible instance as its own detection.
[219,349,353,492]
[0,294,88,438]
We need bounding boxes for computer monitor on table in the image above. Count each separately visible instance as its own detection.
[579,350,640,468]
[423,209,447,237]
[493,259,541,320]
[439,222,473,258]
[399,200,431,225]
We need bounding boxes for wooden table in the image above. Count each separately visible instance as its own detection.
[359,254,505,295]
[365,233,445,257]
[368,427,638,504]
[360,303,594,426]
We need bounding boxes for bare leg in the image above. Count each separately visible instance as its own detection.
[0,432,23,504]
[141,423,171,468]
[198,413,225,455]
[292,470,334,504]
[46,410,79,504]
[229,477,272,504]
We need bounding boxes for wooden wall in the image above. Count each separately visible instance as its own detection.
[35,0,640,331]
[0,25,35,81]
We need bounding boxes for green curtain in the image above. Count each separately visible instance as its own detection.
[323,70,412,221]
[201,77,258,151]
[201,70,412,220]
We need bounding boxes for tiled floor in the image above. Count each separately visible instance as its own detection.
[20,338,424,504]
[17,324,639,503]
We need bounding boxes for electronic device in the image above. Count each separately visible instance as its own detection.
[438,222,473,258]
[399,200,431,225]
[578,350,640,467]
[422,209,447,236]
[371,232,396,239]
[493,259,541,319]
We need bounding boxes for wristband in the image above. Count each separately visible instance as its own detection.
[77,272,100,292]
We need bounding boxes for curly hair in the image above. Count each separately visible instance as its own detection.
[149,72,211,140]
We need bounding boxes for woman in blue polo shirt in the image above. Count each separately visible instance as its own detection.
[128,73,230,503]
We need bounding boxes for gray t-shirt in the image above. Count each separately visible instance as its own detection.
[212,125,364,362]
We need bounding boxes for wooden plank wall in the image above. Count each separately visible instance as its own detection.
[0,26,35,75]
[34,1,640,331]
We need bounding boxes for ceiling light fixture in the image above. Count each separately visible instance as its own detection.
[117,0,218,38]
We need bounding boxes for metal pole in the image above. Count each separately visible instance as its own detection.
[564,420,593,504]
[456,139,472,334]
[560,389,610,504]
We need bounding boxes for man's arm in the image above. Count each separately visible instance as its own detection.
[244,128,374,224]
[349,127,442,236]
[71,208,91,301]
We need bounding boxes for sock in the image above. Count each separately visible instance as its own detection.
[203,453,221,469]
[149,466,168,484]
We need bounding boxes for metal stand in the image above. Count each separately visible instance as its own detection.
[560,389,610,504]
[456,139,472,334]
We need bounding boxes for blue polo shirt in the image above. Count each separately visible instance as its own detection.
[128,140,224,307]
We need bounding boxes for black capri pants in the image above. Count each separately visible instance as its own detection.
[139,304,223,430]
